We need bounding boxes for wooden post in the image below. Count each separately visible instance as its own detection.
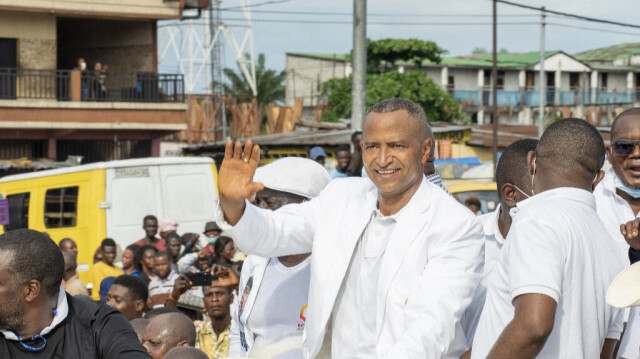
[70,70,81,102]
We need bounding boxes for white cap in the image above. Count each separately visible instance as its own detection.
[606,261,640,308]
[254,157,332,198]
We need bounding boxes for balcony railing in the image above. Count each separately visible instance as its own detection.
[451,87,638,108]
[0,68,184,103]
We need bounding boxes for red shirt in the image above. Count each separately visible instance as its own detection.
[134,237,166,251]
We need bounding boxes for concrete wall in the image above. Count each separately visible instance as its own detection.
[57,18,155,73]
[449,68,478,90]
[0,0,181,20]
[503,71,520,89]
[285,55,348,108]
[606,72,628,91]
[0,11,56,69]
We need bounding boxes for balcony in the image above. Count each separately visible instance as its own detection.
[0,68,184,103]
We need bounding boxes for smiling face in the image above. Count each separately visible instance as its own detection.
[336,150,351,171]
[608,114,640,189]
[362,110,429,203]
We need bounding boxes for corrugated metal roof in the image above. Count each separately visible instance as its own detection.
[287,52,350,61]
[575,43,640,62]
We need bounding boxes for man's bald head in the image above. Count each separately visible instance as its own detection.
[143,312,196,359]
[611,107,640,140]
[163,346,208,359]
[364,98,432,142]
[537,118,605,184]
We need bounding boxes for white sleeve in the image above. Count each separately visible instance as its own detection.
[507,219,564,303]
[381,213,485,358]
[462,277,487,346]
[214,192,324,258]
[177,253,198,273]
[607,307,624,340]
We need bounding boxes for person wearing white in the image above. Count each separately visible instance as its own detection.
[216,99,484,358]
[593,109,640,359]
[472,119,624,359]
[459,139,538,357]
[229,157,331,358]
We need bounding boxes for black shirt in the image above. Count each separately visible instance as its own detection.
[6,318,65,358]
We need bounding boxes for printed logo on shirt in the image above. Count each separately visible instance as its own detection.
[298,304,308,331]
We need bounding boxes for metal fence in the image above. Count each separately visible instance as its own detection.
[0,68,184,103]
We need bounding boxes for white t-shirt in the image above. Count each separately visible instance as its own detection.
[330,209,397,359]
[472,188,625,358]
[247,256,311,353]
[594,169,640,359]
[462,206,505,347]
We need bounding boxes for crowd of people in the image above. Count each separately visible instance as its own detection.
[75,57,109,100]
[1,97,640,359]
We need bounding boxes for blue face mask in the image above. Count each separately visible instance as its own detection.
[205,235,219,245]
[614,175,640,198]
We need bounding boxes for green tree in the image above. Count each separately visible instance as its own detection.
[367,38,446,73]
[222,53,285,105]
[320,71,467,123]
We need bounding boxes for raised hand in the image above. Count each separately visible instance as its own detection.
[218,139,264,225]
[621,218,640,251]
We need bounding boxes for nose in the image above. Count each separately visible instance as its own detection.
[631,143,640,157]
[376,146,392,167]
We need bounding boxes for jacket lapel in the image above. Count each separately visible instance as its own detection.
[375,179,432,335]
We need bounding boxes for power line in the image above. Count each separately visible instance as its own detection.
[548,22,640,37]
[221,8,538,18]
[496,0,640,30]
[220,17,539,26]
[221,0,293,11]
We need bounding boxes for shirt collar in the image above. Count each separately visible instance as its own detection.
[601,168,618,194]
[515,187,596,211]
[482,204,505,244]
[0,286,69,341]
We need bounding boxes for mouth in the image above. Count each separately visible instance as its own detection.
[375,168,400,176]
[625,164,640,176]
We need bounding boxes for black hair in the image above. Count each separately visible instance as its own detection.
[125,244,143,271]
[335,145,351,154]
[155,251,170,261]
[611,107,640,140]
[495,139,539,200]
[101,238,116,249]
[142,215,157,224]
[112,275,149,303]
[140,245,158,256]
[351,131,362,142]
[538,118,605,179]
[166,232,181,242]
[364,98,429,141]
[213,236,234,258]
[0,229,64,300]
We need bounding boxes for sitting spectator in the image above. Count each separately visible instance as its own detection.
[166,233,182,272]
[122,244,142,276]
[147,251,178,309]
[107,275,149,320]
[0,229,148,358]
[58,237,78,255]
[135,215,166,251]
[158,219,179,241]
[62,252,89,296]
[130,318,149,343]
[330,145,351,179]
[169,266,237,359]
[163,346,208,359]
[91,238,124,301]
[139,245,158,285]
[142,312,196,359]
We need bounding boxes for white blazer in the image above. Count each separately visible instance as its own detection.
[216,177,485,358]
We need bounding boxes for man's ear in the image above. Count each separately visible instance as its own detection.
[592,170,605,191]
[606,145,613,166]
[501,183,517,208]
[134,299,145,313]
[177,340,189,347]
[23,280,41,303]
[422,138,432,164]
[527,151,536,176]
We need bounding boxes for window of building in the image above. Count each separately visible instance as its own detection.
[4,192,30,231]
[546,71,555,88]
[569,73,580,89]
[447,75,455,90]
[601,73,609,90]
[525,72,535,89]
[44,186,79,228]
[497,71,505,89]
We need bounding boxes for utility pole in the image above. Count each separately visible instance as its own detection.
[539,6,546,138]
[351,0,367,131]
[492,0,498,179]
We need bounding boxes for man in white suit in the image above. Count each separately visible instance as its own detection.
[215,98,485,358]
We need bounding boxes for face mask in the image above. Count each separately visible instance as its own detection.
[205,235,219,245]
[614,174,640,198]
[80,62,86,70]
[512,184,531,199]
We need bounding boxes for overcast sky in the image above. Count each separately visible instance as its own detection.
[160,0,640,91]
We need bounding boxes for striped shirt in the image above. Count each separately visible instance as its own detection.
[148,271,178,308]
[426,172,451,194]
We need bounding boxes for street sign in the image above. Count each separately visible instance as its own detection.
[0,199,8,226]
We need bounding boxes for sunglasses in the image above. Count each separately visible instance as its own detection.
[613,140,640,156]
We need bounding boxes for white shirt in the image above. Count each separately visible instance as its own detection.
[330,209,398,359]
[248,256,311,353]
[461,206,506,348]
[472,188,625,358]
[594,169,640,359]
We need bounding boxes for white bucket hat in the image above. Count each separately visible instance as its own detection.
[254,157,332,198]
[606,261,640,308]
